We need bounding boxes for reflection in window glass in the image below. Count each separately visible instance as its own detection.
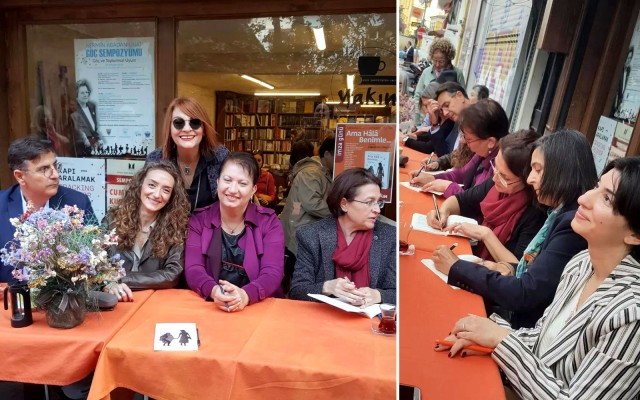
[177,14,396,165]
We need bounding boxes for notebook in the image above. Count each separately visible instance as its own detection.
[410,213,478,237]
[400,181,463,196]
[308,294,381,318]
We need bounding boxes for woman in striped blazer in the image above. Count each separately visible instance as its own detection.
[440,156,640,400]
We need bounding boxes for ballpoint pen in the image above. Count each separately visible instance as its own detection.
[433,194,444,231]
[411,165,425,187]
[449,242,458,251]
[425,151,434,166]
[220,285,230,312]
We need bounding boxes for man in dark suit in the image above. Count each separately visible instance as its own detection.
[0,137,94,282]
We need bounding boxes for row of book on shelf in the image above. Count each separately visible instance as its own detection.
[224,114,277,127]
[224,127,322,141]
[228,139,293,153]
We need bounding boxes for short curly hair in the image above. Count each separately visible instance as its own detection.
[429,38,456,64]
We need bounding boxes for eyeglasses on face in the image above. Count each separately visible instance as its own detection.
[490,159,519,186]
[351,199,385,209]
[172,117,203,131]
[460,129,481,144]
[24,162,59,178]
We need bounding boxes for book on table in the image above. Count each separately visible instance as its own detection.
[308,294,381,318]
[154,322,200,351]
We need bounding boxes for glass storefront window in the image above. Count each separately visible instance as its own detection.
[176,14,396,167]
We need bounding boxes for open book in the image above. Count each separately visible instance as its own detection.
[410,213,478,238]
[308,294,381,318]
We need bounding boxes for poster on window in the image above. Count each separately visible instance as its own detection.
[333,123,396,202]
[56,157,106,222]
[614,14,640,123]
[592,116,617,174]
[106,159,145,208]
[74,37,155,158]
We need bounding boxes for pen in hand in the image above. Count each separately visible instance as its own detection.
[433,194,444,231]
[220,285,230,312]
[449,242,458,251]
[412,165,425,187]
[343,277,365,306]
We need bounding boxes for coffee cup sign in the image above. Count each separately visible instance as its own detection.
[358,56,386,76]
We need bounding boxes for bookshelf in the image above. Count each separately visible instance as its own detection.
[215,91,323,167]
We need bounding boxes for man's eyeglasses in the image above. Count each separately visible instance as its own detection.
[24,162,59,178]
[490,159,519,186]
[172,117,203,131]
[352,199,385,209]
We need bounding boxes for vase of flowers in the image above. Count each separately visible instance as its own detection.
[0,205,125,329]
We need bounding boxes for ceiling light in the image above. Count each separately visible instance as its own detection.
[241,75,274,90]
[313,27,326,51]
[255,92,321,96]
[325,101,341,104]
[361,104,387,108]
[346,74,355,91]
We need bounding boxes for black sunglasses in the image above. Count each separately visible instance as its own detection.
[172,117,203,130]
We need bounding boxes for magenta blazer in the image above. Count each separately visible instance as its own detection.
[435,148,498,198]
[185,201,285,304]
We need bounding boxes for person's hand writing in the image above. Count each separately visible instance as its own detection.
[422,161,439,171]
[426,209,449,229]
[445,223,491,241]
[432,245,458,275]
[422,179,452,193]
[322,277,365,304]
[409,172,435,186]
[448,314,510,357]
[104,282,133,302]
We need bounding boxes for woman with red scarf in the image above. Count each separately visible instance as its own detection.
[289,168,396,306]
[427,129,545,263]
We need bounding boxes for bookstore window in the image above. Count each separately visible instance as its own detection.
[25,23,156,159]
[176,13,396,169]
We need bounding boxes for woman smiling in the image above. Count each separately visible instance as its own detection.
[185,152,284,312]
[104,161,190,301]
[147,97,229,212]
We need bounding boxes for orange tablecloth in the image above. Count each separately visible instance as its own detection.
[88,289,395,400]
[0,289,153,386]
[399,147,505,399]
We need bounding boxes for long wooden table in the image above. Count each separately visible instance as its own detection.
[399,147,505,399]
[88,289,395,400]
[0,289,153,386]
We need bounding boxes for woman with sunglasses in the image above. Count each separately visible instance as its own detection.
[185,152,284,312]
[103,161,190,300]
[432,129,597,329]
[147,97,229,212]
[440,157,640,400]
[409,99,509,198]
[289,168,396,306]
[426,129,545,264]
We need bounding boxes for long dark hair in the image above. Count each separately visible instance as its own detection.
[534,129,598,208]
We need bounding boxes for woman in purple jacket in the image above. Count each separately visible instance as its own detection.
[185,152,284,312]
[409,99,509,198]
